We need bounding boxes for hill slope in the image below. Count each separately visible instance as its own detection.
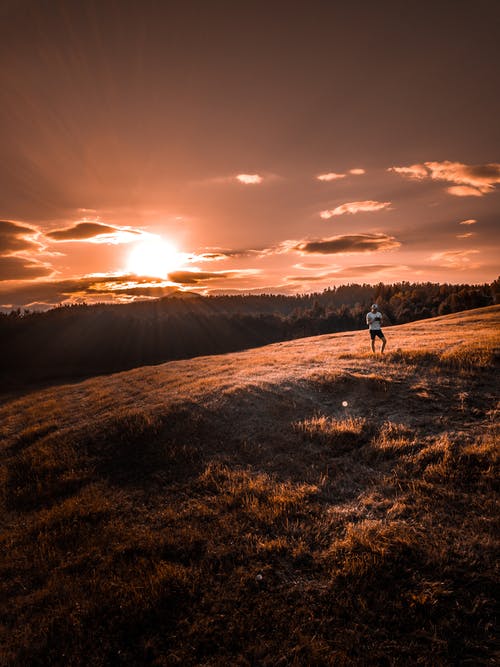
[1,306,499,665]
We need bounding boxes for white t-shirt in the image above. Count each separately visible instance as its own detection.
[366,311,383,330]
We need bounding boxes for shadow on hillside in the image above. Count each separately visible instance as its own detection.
[2,377,390,512]
[5,361,496,516]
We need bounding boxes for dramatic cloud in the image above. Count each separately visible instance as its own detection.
[426,161,500,194]
[294,233,400,255]
[46,222,119,240]
[46,221,143,243]
[0,274,179,308]
[389,161,500,196]
[168,269,258,285]
[235,174,263,184]
[0,220,52,281]
[446,186,484,197]
[320,200,392,218]
[192,252,230,262]
[349,168,365,175]
[430,249,481,270]
[168,270,228,284]
[456,232,475,239]
[0,220,41,253]
[85,276,179,297]
[190,247,266,262]
[0,256,53,281]
[459,219,477,225]
[388,164,428,179]
[316,172,346,181]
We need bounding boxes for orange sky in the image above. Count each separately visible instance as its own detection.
[0,1,499,309]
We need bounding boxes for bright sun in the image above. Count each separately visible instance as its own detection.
[127,238,184,278]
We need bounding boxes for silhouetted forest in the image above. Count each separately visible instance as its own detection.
[1,279,497,388]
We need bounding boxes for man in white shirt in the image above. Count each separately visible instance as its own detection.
[366,304,387,353]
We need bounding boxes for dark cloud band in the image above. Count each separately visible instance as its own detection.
[0,220,40,253]
[0,256,53,281]
[295,234,400,255]
[46,222,125,241]
[0,274,174,307]
[168,270,229,285]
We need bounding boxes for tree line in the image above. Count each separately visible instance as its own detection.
[1,279,497,388]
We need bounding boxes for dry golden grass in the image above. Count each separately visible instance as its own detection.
[0,305,499,665]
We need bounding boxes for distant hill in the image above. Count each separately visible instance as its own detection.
[1,279,497,389]
[0,306,498,665]
[160,290,203,300]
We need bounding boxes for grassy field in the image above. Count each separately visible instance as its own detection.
[1,306,499,665]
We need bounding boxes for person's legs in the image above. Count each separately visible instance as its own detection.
[371,330,385,353]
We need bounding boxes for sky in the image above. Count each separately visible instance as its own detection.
[1,0,499,310]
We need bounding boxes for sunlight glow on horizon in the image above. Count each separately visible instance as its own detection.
[127,238,187,278]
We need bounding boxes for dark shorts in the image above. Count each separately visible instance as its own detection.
[370,329,385,340]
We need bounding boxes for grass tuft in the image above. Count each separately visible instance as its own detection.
[293,414,371,453]
[386,340,497,372]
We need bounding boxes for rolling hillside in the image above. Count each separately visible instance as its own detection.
[1,306,499,665]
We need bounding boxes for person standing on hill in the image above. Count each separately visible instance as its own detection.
[366,304,387,353]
